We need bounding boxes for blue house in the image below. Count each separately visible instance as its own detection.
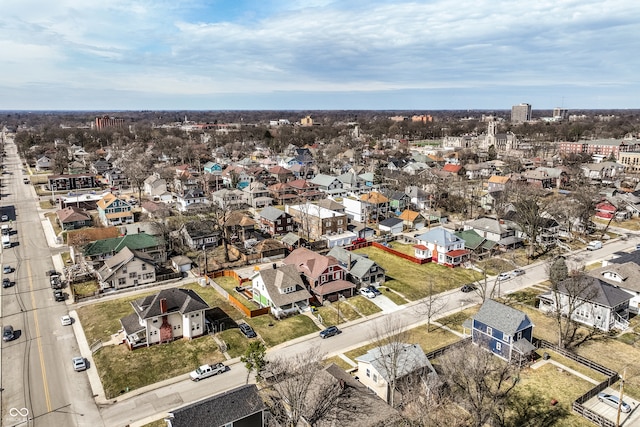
[471,299,536,364]
[203,161,223,174]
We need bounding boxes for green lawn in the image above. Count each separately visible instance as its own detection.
[72,280,100,299]
[379,282,410,304]
[183,282,247,321]
[347,295,382,316]
[436,306,480,334]
[354,246,483,300]
[93,335,224,399]
[323,355,355,371]
[246,314,319,347]
[212,276,261,310]
[217,328,251,358]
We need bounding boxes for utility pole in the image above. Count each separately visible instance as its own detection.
[616,367,626,427]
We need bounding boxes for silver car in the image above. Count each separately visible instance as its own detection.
[598,392,631,413]
[72,356,87,372]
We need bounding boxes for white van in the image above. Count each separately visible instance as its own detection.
[587,241,602,251]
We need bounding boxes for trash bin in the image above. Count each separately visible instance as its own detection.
[543,352,550,360]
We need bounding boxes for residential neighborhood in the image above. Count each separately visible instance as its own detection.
[3,110,640,427]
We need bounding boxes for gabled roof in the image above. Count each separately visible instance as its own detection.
[255,264,311,307]
[310,174,340,187]
[379,217,403,227]
[183,220,219,238]
[259,206,287,222]
[398,209,423,222]
[97,192,131,210]
[473,299,533,336]
[355,343,433,383]
[97,246,155,282]
[224,211,257,228]
[327,246,382,280]
[488,175,510,184]
[442,164,462,173]
[466,217,512,235]
[283,247,340,279]
[131,288,209,319]
[57,206,91,223]
[317,198,345,211]
[168,384,266,427]
[417,226,463,246]
[361,191,388,204]
[454,229,486,250]
[557,276,633,308]
[82,233,162,257]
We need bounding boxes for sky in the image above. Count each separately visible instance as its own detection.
[0,0,639,110]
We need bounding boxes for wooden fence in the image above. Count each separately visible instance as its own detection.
[206,272,269,318]
[371,241,429,264]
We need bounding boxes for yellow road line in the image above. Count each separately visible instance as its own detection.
[28,261,52,412]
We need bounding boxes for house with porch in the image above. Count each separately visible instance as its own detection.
[120,288,209,349]
[176,189,209,212]
[251,264,311,318]
[97,192,134,226]
[283,247,355,303]
[398,209,426,230]
[464,217,522,250]
[538,276,632,332]
[257,206,294,236]
[327,246,386,287]
[56,206,92,231]
[179,220,220,249]
[413,227,469,267]
[96,246,156,290]
[143,173,167,197]
[469,299,536,364]
[242,182,273,209]
[590,261,640,314]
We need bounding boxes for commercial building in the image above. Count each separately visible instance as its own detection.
[511,103,532,123]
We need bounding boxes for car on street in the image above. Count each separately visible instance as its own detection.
[2,278,11,288]
[3,325,15,342]
[189,363,227,381]
[61,315,72,326]
[461,284,477,293]
[511,269,525,277]
[497,272,511,281]
[319,325,341,339]
[50,275,62,289]
[367,285,382,296]
[72,356,87,372]
[238,322,257,338]
[53,289,65,302]
[597,392,631,413]
[1,215,7,222]
[359,287,376,298]
[3,265,11,274]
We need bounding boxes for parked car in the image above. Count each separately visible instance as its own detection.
[496,272,511,281]
[189,363,227,381]
[461,284,477,293]
[319,325,341,339]
[511,269,525,277]
[597,392,631,413]
[3,265,11,274]
[238,323,257,338]
[3,325,15,342]
[367,285,382,296]
[60,315,72,326]
[2,278,11,288]
[23,177,29,184]
[72,356,87,372]
[50,275,62,289]
[360,287,376,298]
[1,215,8,222]
[587,240,603,251]
[53,289,65,302]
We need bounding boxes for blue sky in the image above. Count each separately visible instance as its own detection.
[0,0,638,110]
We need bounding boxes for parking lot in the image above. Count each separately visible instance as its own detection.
[584,387,639,425]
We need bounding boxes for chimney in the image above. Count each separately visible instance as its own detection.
[160,298,167,314]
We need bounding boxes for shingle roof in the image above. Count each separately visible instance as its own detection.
[283,247,341,279]
[82,233,162,257]
[169,384,266,427]
[259,206,287,222]
[120,313,144,336]
[417,227,463,246]
[131,288,209,319]
[473,299,533,336]
[255,264,311,307]
[455,229,485,250]
[557,276,632,308]
[326,246,382,280]
[355,343,433,383]
[379,217,403,228]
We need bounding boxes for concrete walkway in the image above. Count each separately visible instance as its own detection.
[530,358,599,385]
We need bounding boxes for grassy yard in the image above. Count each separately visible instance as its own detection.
[140,420,166,427]
[323,355,355,371]
[353,246,483,300]
[379,282,410,304]
[436,306,480,334]
[93,335,224,399]
[45,212,62,235]
[212,276,261,310]
[183,282,247,321]
[347,295,382,316]
[217,328,251,358]
[71,280,100,299]
[246,314,319,347]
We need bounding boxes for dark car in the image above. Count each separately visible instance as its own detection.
[2,278,11,288]
[53,290,65,302]
[3,325,15,342]
[461,284,477,293]
[319,326,341,339]
[239,323,257,338]
[367,285,382,296]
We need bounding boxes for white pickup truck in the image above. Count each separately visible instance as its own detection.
[189,363,227,381]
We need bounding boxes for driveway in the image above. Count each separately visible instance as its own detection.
[583,387,640,426]
[367,294,400,313]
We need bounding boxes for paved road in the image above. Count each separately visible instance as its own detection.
[105,233,639,427]
[0,137,103,427]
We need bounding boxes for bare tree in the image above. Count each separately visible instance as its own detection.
[416,279,448,332]
[507,182,553,259]
[439,341,520,427]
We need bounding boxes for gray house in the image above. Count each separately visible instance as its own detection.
[327,246,386,287]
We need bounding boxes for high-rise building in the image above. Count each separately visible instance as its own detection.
[94,115,125,130]
[511,103,532,123]
[553,108,569,121]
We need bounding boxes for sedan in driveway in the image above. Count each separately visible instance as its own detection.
[239,323,257,338]
[598,392,631,413]
[72,356,86,372]
[367,285,382,296]
[319,325,341,339]
[359,287,376,298]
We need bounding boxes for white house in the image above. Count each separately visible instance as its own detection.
[96,246,156,290]
[414,227,469,267]
[120,288,209,349]
[251,264,311,318]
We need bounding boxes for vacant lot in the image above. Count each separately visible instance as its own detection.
[347,295,382,316]
[93,335,223,399]
[354,246,483,300]
[213,275,261,310]
[246,313,319,347]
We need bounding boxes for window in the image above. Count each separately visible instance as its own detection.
[517,331,522,340]
[486,327,493,336]
[503,332,510,342]
[366,368,370,378]
[118,278,126,285]
[142,264,147,271]
[372,374,378,383]
[496,342,501,351]
[129,272,137,278]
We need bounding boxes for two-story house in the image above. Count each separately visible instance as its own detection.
[80,232,167,268]
[285,202,348,241]
[120,288,209,349]
[210,188,246,209]
[414,227,469,267]
[470,299,536,364]
[242,182,273,209]
[48,174,98,191]
[464,217,522,250]
[283,247,355,303]
[327,246,386,287]
[176,189,209,212]
[251,264,312,318]
[96,192,134,226]
[257,206,294,236]
[104,169,130,189]
[143,173,168,198]
[179,220,220,249]
[309,174,344,196]
[56,206,92,231]
[96,246,156,290]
